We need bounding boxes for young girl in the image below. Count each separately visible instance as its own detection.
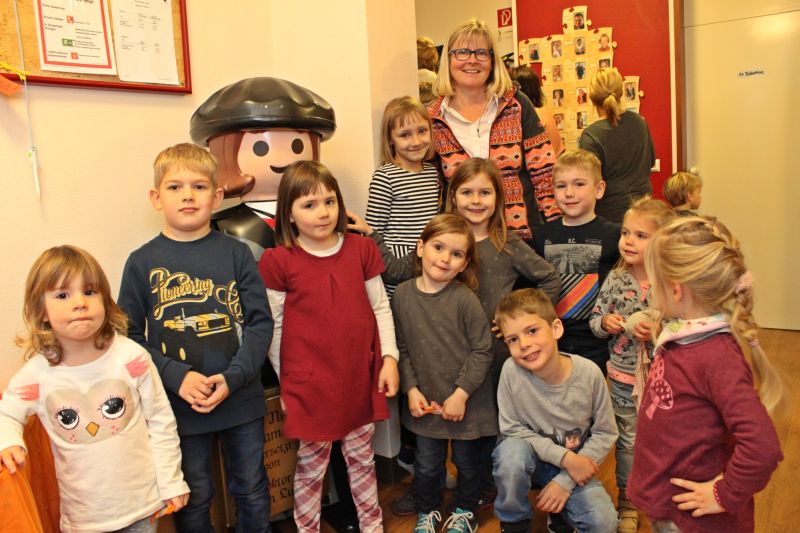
[258,160,399,533]
[390,213,494,533]
[365,95,440,297]
[629,216,782,533]
[588,197,674,533]
[0,246,188,533]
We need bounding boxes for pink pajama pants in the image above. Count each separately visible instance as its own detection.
[293,423,383,532]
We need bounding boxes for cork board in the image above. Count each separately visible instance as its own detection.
[0,0,190,94]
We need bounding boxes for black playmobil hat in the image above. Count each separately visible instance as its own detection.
[190,77,336,145]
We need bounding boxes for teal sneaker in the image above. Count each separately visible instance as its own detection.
[413,510,442,533]
[442,507,478,533]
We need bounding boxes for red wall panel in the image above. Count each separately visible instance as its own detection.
[515,0,673,196]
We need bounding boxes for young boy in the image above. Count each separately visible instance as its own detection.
[533,150,620,373]
[662,171,702,215]
[492,289,618,533]
[118,143,273,532]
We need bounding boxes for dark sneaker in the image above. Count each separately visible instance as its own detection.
[500,519,531,533]
[442,507,478,533]
[547,512,575,533]
[413,510,442,533]
[390,485,416,516]
[477,486,498,512]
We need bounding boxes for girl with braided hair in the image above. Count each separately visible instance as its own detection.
[628,215,783,533]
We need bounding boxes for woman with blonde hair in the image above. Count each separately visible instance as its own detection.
[429,18,561,241]
[579,68,655,223]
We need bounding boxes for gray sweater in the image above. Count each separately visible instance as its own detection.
[392,279,497,440]
[497,354,617,491]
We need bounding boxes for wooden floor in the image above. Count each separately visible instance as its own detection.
[277,329,799,532]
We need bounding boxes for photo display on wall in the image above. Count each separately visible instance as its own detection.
[517,6,643,150]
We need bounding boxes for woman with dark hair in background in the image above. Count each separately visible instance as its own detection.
[510,65,564,157]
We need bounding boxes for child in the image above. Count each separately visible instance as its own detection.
[258,160,399,532]
[391,213,495,533]
[0,245,189,532]
[588,197,674,533]
[493,288,618,533]
[663,171,703,216]
[118,143,273,532]
[365,96,440,297]
[630,216,783,533]
[533,150,621,373]
[352,158,560,511]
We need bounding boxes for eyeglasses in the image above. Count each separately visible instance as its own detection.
[449,48,493,62]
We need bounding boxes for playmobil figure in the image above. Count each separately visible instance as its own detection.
[190,77,336,260]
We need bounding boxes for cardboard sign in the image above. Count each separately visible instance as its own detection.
[264,389,298,516]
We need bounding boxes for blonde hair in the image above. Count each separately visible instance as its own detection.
[434,18,513,98]
[274,160,348,249]
[417,36,439,71]
[153,143,218,188]
[553,149,602,184]
[416,214,479,291]
[16,246,127,365]
[616,196,675,271]
[663,171,703,207]
[645,216,783,410]
[380,96,436,164]
[589,68,624,126]
[446,158,508,252]
[495,288,558,329]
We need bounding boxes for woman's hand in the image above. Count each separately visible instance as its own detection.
[346,210,373,235]
[671,473,725,517]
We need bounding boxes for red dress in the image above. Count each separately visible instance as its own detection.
[259,234,389,440]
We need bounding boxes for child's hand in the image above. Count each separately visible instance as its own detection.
[631,320,652,342]
[378,357,399,397]
[602,313,625,335]
[0,445,26,474]
[166,492,190,513]
[178,371,212,405]
[671,473,725,517]
[535,480,570,513]
[407,387,429,417]
[192,374,229,413]
[560,451,598,486]
[346,210,373,235]
[491,319,503,339]
[441,388,468,422]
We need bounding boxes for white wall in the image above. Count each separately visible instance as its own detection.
[415,0,514,57]
[0,0,418,389]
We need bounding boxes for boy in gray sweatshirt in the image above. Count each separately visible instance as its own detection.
[492,289,618,533]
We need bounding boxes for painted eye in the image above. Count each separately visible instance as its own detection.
[252,141,269,157]
[100,397,126,420]
[56,408,79,430]
[291,139,305,154]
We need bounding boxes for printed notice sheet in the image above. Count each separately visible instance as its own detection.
[111,0,179,85]
[33,0,117,74]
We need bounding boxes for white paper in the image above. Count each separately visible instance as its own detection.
[33,0,117,75]
[111,0,179,85]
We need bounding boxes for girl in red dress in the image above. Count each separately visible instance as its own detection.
[258,161,400,532]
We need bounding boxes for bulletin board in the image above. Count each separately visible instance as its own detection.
[0,0,191,94]
[515,0,682,196]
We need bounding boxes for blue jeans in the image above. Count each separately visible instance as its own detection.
[610,379,637,494]
[492,437,617,532]
[413,435,481,513]
[174,418,270,533]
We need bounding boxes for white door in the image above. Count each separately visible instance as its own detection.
[684,2,800,329]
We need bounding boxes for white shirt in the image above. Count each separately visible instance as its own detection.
[440,94,499,158]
